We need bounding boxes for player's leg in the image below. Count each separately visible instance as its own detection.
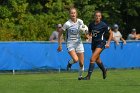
[96,56,107,79]
[75,42,85,80]
[77,52,84,80]
[66,41,79,70]
[83,48,102,80]
[67,50,79,70]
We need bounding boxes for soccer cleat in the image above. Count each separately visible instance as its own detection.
[103,69,107,79]
[81,76,90,80]
[78,76,83,80]
[66,61,72,71]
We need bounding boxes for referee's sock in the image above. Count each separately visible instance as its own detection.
[87,63,95,78]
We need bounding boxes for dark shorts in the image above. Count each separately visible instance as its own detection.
[91,40,106,51]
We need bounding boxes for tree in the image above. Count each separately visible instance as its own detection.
[0,0,139,41]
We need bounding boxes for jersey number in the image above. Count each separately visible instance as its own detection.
[92,30,99,37]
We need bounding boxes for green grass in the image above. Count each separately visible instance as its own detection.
[0,69,140,93]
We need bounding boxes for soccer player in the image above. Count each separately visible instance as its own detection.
[57,7,85,80]
[82,10,113,80]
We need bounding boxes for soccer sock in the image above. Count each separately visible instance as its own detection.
[87,63,95,78]
[78,65,84,77]
[69,59,75,64]
[96,62,106,73]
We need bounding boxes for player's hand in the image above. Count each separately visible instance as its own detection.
[57,46,62,52]
[105,43,110,48]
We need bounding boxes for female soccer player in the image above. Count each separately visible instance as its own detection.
[57,7,85,80]
[82,11,113,80]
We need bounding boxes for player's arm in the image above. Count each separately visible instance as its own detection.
[57,29,64,52]
[85,24,92,40]
[84,31,91,39]
[106,29,113,48]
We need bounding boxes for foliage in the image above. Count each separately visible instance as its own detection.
[0,0,139,41]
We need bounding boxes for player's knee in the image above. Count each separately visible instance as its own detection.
[73,58,79,63]
[96,59,101,63]
[90,58,96,63]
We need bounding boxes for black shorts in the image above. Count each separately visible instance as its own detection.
[91,40,106,51]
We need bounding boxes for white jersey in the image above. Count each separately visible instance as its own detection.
[62,19,84,42]
[62,19,84,53]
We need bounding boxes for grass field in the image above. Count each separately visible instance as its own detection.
[0,69,140,93]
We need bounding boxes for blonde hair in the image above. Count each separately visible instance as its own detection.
[70,7,77,11]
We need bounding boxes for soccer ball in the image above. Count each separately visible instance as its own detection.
[79,25,88,34]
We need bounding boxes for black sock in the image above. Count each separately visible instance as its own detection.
[87,63,95,78]
[96,62,106,73]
